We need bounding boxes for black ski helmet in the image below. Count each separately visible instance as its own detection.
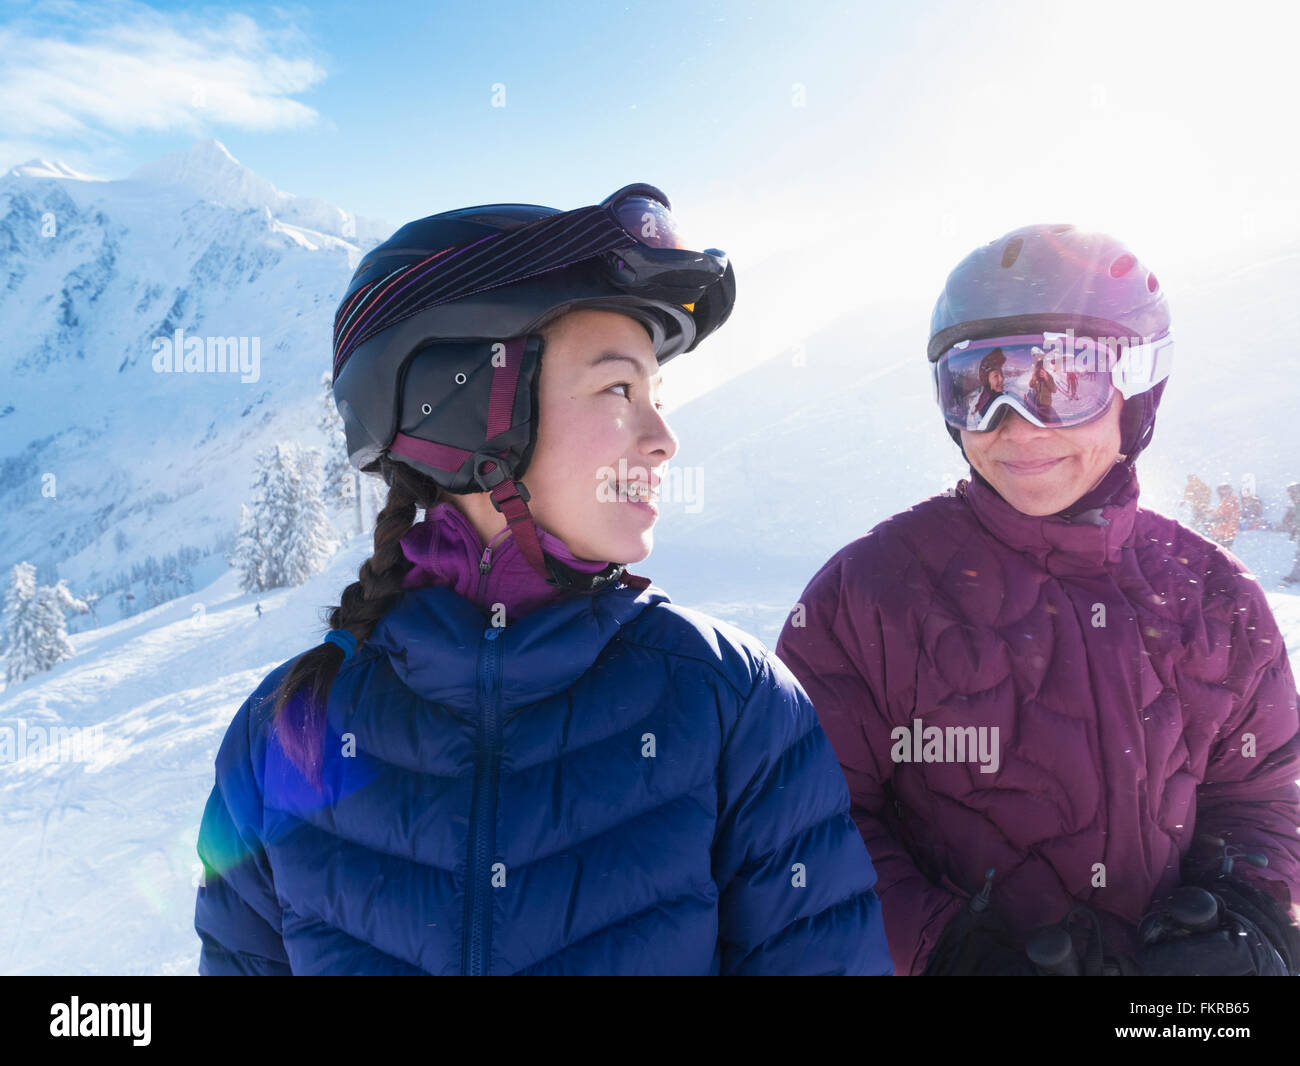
[928,223,1171,472]
[330,183,735,586]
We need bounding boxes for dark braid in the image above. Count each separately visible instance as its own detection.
[270,454,444,787]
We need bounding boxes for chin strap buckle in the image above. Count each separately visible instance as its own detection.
[485,477,653,593]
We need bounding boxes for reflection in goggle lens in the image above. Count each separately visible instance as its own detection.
[609,195,686,250]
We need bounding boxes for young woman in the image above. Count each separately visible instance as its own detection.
[193,184,892,976]
[777,224,1300,976]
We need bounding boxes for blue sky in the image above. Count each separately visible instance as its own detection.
[4,0,1298,394]
[9,0,1297,241]
[2,0,919,222]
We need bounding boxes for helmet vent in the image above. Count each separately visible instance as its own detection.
[1146,271,1159,292]
[1000,237,1023,268]
[1109,253,1137,278]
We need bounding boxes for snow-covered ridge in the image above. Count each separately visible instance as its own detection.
[5,159,104,182]
[127,139,389,245]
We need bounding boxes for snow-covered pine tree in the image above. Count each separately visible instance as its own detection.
[233,501,269,592]
[260,442,299,588]
[235,441,338,592]
[34,579,89,671]
[2,564,88,683]
[281,444,338,585]
[3,562,41,683]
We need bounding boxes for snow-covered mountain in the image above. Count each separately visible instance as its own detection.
[5,159,104,182]
[0,139,394,630]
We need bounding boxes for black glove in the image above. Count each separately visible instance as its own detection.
[1023,905,1139,976]
[923,905,1038,975]
[1210,877,1300,974]
[922,869,1037,976]
[1137,880,1298,976]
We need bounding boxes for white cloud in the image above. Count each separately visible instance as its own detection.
[0,2,326,146]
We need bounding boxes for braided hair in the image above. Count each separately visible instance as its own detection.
[270,453,443,787]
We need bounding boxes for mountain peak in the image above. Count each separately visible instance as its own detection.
[6,158,102,181]
[186,138,242,168]
[124,139,390,244]
[127,138,280,212]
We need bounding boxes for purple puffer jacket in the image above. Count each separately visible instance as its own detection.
[776,467,1300,975]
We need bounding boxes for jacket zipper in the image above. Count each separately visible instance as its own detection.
[476,543,493,603]
[462,623,503,975]
[476,527,512,607]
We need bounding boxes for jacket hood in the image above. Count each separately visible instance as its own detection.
[366,582,669,711]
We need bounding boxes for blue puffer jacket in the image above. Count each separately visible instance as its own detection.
[194,582,893,975]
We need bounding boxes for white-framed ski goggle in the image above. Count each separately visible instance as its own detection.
[933,329,1174,431]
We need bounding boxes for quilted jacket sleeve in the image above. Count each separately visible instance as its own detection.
[195,692,293,976]
[712,650,893,975]
[1186,579,1300,922]
[776,554,966,976]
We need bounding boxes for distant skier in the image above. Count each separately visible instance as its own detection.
[255,602,263,619]
[1282,482,1300,585]
[1209,480,1241,548]
[1183,473,1211,533]
[1240,482,1265,531]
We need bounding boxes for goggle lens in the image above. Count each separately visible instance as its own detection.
[935,333,1169,431]
[608,194,686,250]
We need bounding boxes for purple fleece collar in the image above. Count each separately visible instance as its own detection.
[399,501,611,621]
[963,465,1142,577]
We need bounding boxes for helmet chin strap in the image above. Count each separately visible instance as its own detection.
[487,477,549,577]
[488,477,650,592]
[465,333,651,594]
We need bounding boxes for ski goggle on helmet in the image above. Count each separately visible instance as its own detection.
[331,182,728,379]
[933,327,1174,432]
[331,182,735,485]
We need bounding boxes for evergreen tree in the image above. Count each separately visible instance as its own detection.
[234,441,338,592]
[3,563,88,683]
[282,445,338,585]
[3,562,41,684]
[35,579,89,667]
[234,502,268,592]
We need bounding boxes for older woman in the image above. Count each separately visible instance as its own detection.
[777,224,1300,976]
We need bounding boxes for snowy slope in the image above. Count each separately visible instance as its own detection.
[0,536,375,975]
